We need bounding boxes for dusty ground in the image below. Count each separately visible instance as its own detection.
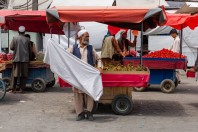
[0,75,198,132]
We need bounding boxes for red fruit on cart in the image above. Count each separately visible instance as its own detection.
[6,53,13,61]
[0,53,7,61]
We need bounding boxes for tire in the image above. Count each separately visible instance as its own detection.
[92,101,98,113]
[133,87,146,92]
[46,78,55,87]
[2,77,11,91]
[111,95,133,115]
[160,79,175,93]
[31,78,46,92]
[0,79,6,101]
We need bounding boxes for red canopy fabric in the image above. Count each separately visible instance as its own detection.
[56,6,149,23]
[0,10,63,34]
[165,13,198,30]
[165,13,190,30]
[47,6,167,31]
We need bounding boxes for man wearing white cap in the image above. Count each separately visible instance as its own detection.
[67,29,102,121]
[9,26,32,93]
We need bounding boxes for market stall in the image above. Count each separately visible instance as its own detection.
[123,49,187,93]
[0,10,62,93]
[46,6,166,114]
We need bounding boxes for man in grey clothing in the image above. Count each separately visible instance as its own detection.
[10,26,31,93]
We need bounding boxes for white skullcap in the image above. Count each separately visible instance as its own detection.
[77,29,87,38]
[18,26,25,32]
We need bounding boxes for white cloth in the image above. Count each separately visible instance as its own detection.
[169,36,180,53]
[63,23,80,38]
[44,38,103,101]
[77,29,87,38]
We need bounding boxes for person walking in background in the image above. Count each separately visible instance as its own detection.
[169,29,180,53]
[9,26,32,93]
[169,29,181,83]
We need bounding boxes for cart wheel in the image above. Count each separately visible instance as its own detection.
[0,79,6,101]
[92,101,98,113]
[31,78,46,92]
[111,95,133,115]
[2,77,11,90]
[160,79,175,93]
[133,87,146,92]
[175,78,179,88]
[46,78,56,87]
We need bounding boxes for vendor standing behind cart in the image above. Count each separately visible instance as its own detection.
[67,29,102,121]
[101,31,125,64]
[169,29,180,53]
[9,26,31,93]
[169,29,181,83]
[117,30,137,57]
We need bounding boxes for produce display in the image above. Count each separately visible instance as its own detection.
[7,53,13,61]
[0,53,8,61]
[36,51,44,61]
[143,49,185,59]
[103,61,147,71]
[0,53,13,61]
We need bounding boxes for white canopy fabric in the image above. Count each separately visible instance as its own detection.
[50,0,114,7]
[7,0,52,10]
[176,2,198,14]
[115,0,168,8]
[44,38,103,101]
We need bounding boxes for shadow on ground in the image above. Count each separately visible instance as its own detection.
[95,99,187,117]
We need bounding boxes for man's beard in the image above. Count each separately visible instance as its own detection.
[82,40,89,45]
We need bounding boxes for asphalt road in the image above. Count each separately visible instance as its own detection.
[0,75,198,132]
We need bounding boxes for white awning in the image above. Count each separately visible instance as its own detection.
[50,0,114,7]
[115,0,168,8]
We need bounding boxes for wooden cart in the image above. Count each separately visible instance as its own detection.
[59,69,150,115]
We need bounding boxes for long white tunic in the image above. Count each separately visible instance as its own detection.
[169,36,180,53]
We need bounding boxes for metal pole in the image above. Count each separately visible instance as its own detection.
[0,27,1,52]
[32,0,38,10]
[129,29,132,41]
[58,34,60,44]
[8,30,9,53]
[180,25,183,57]
[27,0,28,10]
[140,22,143,67]
[68,22,70,48]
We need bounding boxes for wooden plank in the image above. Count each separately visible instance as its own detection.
[100,87,132,104]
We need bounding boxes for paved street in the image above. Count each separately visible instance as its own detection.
[0,75,198,132]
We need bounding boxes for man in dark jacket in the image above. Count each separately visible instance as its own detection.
[10,26,31,93]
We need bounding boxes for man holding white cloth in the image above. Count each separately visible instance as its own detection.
[67,29,102,121]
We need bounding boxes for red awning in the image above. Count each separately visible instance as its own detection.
[56,6,149,23]
[46,6,167,31]
[165,13,198,30]
[0,10,63,34]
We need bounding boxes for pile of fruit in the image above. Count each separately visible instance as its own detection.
[0,53,13,61]
[7,53,13,61]
[143,48,185,59]
[0,53,7,61]
[103,61,147,71]
[0,58,4,63]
